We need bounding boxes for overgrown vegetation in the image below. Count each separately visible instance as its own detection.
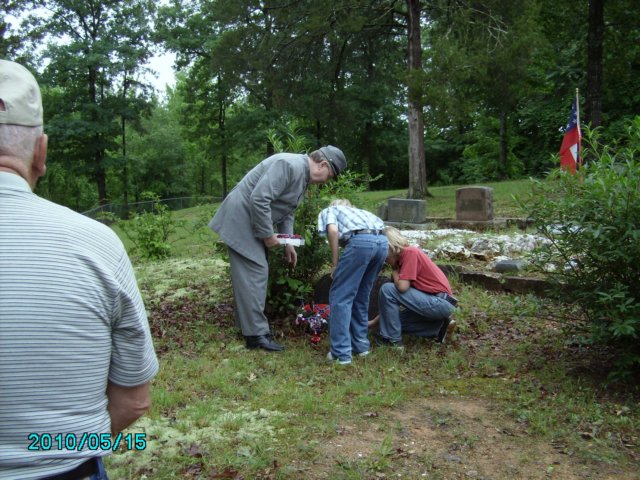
[10,1,638,210]
[103,246,640,479]
[94,176,640,479]
[118,192,183,260]
[522,117,640,377]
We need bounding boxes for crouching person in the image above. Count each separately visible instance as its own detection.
[372,227,458,349]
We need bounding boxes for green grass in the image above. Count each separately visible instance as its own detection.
[354,179,531,218]
[105,256,640,478]
[103,180,640,479]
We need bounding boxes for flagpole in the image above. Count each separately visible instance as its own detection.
[575,88,582,169]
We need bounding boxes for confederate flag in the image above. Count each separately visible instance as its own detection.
[559,101,581,174]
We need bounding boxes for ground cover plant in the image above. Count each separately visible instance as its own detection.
[102,180,639,479]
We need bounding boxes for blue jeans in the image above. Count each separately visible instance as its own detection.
[90,457,109,480]
[329,234,388,362]
[378,282,454,342]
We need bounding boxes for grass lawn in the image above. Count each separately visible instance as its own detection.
[104,180,640,479]
[355,179,528,218]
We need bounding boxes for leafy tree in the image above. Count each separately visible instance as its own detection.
[424,0,545,181]
[21,0,156,206]
[522,119,640,376]
[158,0,409,191]
[1,1,31,59]
[118,100,190,203]
[8,0,640,207]
[598,0,640,141]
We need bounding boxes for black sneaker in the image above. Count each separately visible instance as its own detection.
[373,333,404,350]
[437,318,456,344]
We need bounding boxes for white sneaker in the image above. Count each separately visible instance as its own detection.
[355,351,369,357]
[326,351,352,365]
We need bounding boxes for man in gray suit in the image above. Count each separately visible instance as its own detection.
[209,146,347,351]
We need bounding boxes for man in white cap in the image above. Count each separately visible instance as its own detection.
[209,145,347,352]
[0,59,159,479]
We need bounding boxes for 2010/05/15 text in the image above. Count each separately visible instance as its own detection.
[27,432,147,451]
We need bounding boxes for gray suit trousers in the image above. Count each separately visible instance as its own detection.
[227,246,270,336]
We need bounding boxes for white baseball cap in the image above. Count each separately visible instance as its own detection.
[0,59,43,127]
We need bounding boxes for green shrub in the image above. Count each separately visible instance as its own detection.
[119,192,182,260]
[521,117,640,376]
[267,172,373,320]
[265,125,373,319]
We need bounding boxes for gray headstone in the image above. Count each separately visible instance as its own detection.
[494,259,527,273]
[377,203,388,221]
[386,198,426,223]
[456,187,494,221]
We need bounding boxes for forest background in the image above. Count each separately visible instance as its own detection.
[1,0,638,212]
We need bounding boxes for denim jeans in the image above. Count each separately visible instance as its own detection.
[378,282,454,342]
[329,234,388,362]
[90,457,109,480]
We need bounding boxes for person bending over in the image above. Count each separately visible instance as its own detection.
[318,199,388,364]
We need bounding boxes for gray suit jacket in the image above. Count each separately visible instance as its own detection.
[209,153,310,263]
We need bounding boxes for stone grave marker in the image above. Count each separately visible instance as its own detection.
[456,186,493,221]
[386,198,426,223]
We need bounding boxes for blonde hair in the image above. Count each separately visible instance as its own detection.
[384,226,409,256]
[329,198,352,207]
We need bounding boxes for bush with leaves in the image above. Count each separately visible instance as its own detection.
[264,125,373,319]
[267,171,374,320]
[521,118,640,375]
[119,192,182,260]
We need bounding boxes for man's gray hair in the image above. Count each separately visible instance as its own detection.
[308,149,323,164]
[0,124,42,162]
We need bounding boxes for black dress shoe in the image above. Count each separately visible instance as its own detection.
[245,334,285,352]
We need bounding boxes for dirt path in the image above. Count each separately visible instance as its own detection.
[312,396,637,480]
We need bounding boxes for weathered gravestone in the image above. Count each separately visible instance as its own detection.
[456,186,494,221]
[386,198,426,223]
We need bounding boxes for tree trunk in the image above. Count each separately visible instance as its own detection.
[586,0,604,128]
[122,115,129,217]
[96,152,107,206]
[89,64,108,206]
[121,75,129,218]
[406,0,427,199]
[219,102,228,198]
[499,110,508,179]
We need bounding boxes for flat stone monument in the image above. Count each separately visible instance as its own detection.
[386,198,426,223]
[456,187,493,221]
[377,203,388,221]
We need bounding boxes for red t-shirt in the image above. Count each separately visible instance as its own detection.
[398,246,452,295]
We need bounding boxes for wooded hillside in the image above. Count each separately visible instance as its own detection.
[2,0,637,211]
